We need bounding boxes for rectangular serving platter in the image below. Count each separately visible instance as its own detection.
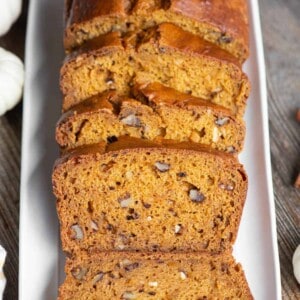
[19,0,281,299]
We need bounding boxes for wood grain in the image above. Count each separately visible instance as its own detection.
[260,0,300,298]
[0,0,299,298]
[0,1,27,299]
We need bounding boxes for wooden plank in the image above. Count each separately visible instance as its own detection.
[0,1,27,299]
[260,0,300,298]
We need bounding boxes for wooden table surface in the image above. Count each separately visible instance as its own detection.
[0,0,299,299]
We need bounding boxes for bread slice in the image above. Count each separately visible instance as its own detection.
[52,137,248,255]
[60,23,250,114]
[56,83,245,153]
[64,0,249,62]
[58,251,253,299]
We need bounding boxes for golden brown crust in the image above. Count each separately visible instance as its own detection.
[156,23,241,67]
[56,83,246,153]
[64,31,123,63]
[57,92,117,124]
[134,81,233,113]
[65,23,240,67]
[66,0,129,25]
[64,0,249,61]
[61,23,249,112]
[168,0,249,52]
[55,136,242,169]
[58,82,234,127]
[64,0,130,50]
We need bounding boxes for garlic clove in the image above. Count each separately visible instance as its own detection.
[0,245,6,298]
[0,1,22,36]
[293,245,300,284]
[0,48,24,116]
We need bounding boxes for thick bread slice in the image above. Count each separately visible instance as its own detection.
[58,251,253,299]
[64,0,249,62]
[56,83,245,153]
[60,23,250,114]
[52,137,248,255]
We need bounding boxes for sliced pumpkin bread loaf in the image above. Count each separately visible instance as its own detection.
[56,83,245,153]
[60,23,250,114]
[58,251,253,300]
[64,0,249,62]
[52,137,248,256]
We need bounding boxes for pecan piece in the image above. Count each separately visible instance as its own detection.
[154,161,170,172]
[189,188,205,203]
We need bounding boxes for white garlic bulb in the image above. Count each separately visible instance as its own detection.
[0,245,6,298]
[0,47,24,116]
[293,245,300,284]
[0,0,22,36]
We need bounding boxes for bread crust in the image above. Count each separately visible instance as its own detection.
[64,0,249,62]
[64,23,241,67]
[56,83,246,152]
[54,136,243,167]
[60,23,250,112]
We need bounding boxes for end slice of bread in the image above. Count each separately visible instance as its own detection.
[58,251,253,300]
[64,0,249,62]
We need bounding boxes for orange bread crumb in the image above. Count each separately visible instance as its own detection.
[53,137,248,256]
